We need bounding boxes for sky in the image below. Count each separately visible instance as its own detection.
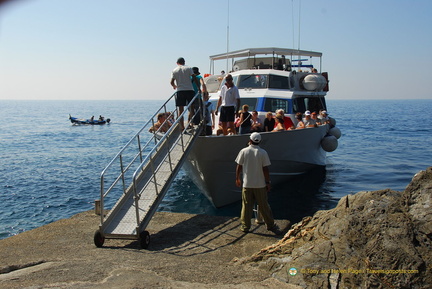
[0,0,431,101]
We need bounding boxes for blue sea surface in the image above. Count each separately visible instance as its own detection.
[1,99,431,240]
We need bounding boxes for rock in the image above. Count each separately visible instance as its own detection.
[243,167,432,288]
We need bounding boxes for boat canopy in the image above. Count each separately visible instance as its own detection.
[209,47,323,74]
[209,47,322,61]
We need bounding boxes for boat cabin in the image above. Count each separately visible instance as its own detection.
[206,48,329,117]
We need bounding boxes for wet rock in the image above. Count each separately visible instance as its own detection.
[243,167,432,288]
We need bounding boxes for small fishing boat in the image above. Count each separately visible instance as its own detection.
[69,115,110,125]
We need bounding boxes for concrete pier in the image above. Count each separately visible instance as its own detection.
[0,211,294,288]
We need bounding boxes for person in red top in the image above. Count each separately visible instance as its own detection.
[275,109,294,130]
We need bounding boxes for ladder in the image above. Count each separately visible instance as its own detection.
[94,93,204,248]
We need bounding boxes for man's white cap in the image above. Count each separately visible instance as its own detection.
[250,132,261,143]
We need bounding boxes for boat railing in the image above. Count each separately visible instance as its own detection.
[98,92,204,226]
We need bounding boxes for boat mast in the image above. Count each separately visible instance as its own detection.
[226,0,230,73]
[297,0,302,68]
[292,0,295,50]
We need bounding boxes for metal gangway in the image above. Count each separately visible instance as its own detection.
[94,93,204,248]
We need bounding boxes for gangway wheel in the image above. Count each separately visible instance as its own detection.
[94,230,105,247]
[139,231,150,249]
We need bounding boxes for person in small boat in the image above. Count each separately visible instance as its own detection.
[275,109,294,130]
[215,74,240,135]
[170,57,197,131]
[98,115,104,121]
[90,116,94,122]
[273,115,285,132]
[295,112,305,129]
[235,132,281,234]
[263,112,275,132]
[250,110,263,132]
[239,104,252,134]
[149,113,171,133]
[303,111,317,128]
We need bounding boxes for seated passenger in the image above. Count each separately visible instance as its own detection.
[250,110,262,132]
[165,111,175,125]
[275,109,294,130]
[295,112,305,129]
[149,113,171,133]
[263,111,275,132]
[303,111,317,128]
[311,111,320,125]
[216,127,224,136]
[273,115,285,132]
[318,110,330,125]
[234,110,242,133]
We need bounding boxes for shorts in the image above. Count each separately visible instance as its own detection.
[175,90,195,107]
[220,106,235,122]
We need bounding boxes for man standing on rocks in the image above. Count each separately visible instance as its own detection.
[235,132,280,234]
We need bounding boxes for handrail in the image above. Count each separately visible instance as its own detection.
[99,91,203,226]
[130,93,203,227]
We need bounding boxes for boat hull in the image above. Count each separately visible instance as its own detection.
[184,125,329,207]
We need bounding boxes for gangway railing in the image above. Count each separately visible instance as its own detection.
[94,92,204,248]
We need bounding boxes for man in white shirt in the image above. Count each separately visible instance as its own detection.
[235,132,280,234]
[215,74,240,135]
[170,57,198,130]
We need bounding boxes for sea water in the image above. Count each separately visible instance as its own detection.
[1,99,431,239]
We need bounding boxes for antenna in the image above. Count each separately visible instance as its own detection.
[298,0,301,51]
[226,0,230,73]
[292,0,295,49]
[297,0,302,68]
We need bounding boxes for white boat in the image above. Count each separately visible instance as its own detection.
[94,48,341,247]
[183,47,341,208]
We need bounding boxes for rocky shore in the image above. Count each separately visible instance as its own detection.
[0,168,431,288]
[242,167,432,288]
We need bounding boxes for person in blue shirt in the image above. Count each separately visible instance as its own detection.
[190,67,206,126]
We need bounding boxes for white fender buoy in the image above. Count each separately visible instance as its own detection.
[329,117,336,127]
[321,135,338,152]
[329,126,341,139]
[302,74,327,91]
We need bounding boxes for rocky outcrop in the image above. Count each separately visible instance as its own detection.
[242,167,432,288]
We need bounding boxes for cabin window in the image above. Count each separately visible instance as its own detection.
[239,98,257,111]
[263,98,290,114]
[292,96,327,114]
[237,74,268,89]
[269,75,290,89]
